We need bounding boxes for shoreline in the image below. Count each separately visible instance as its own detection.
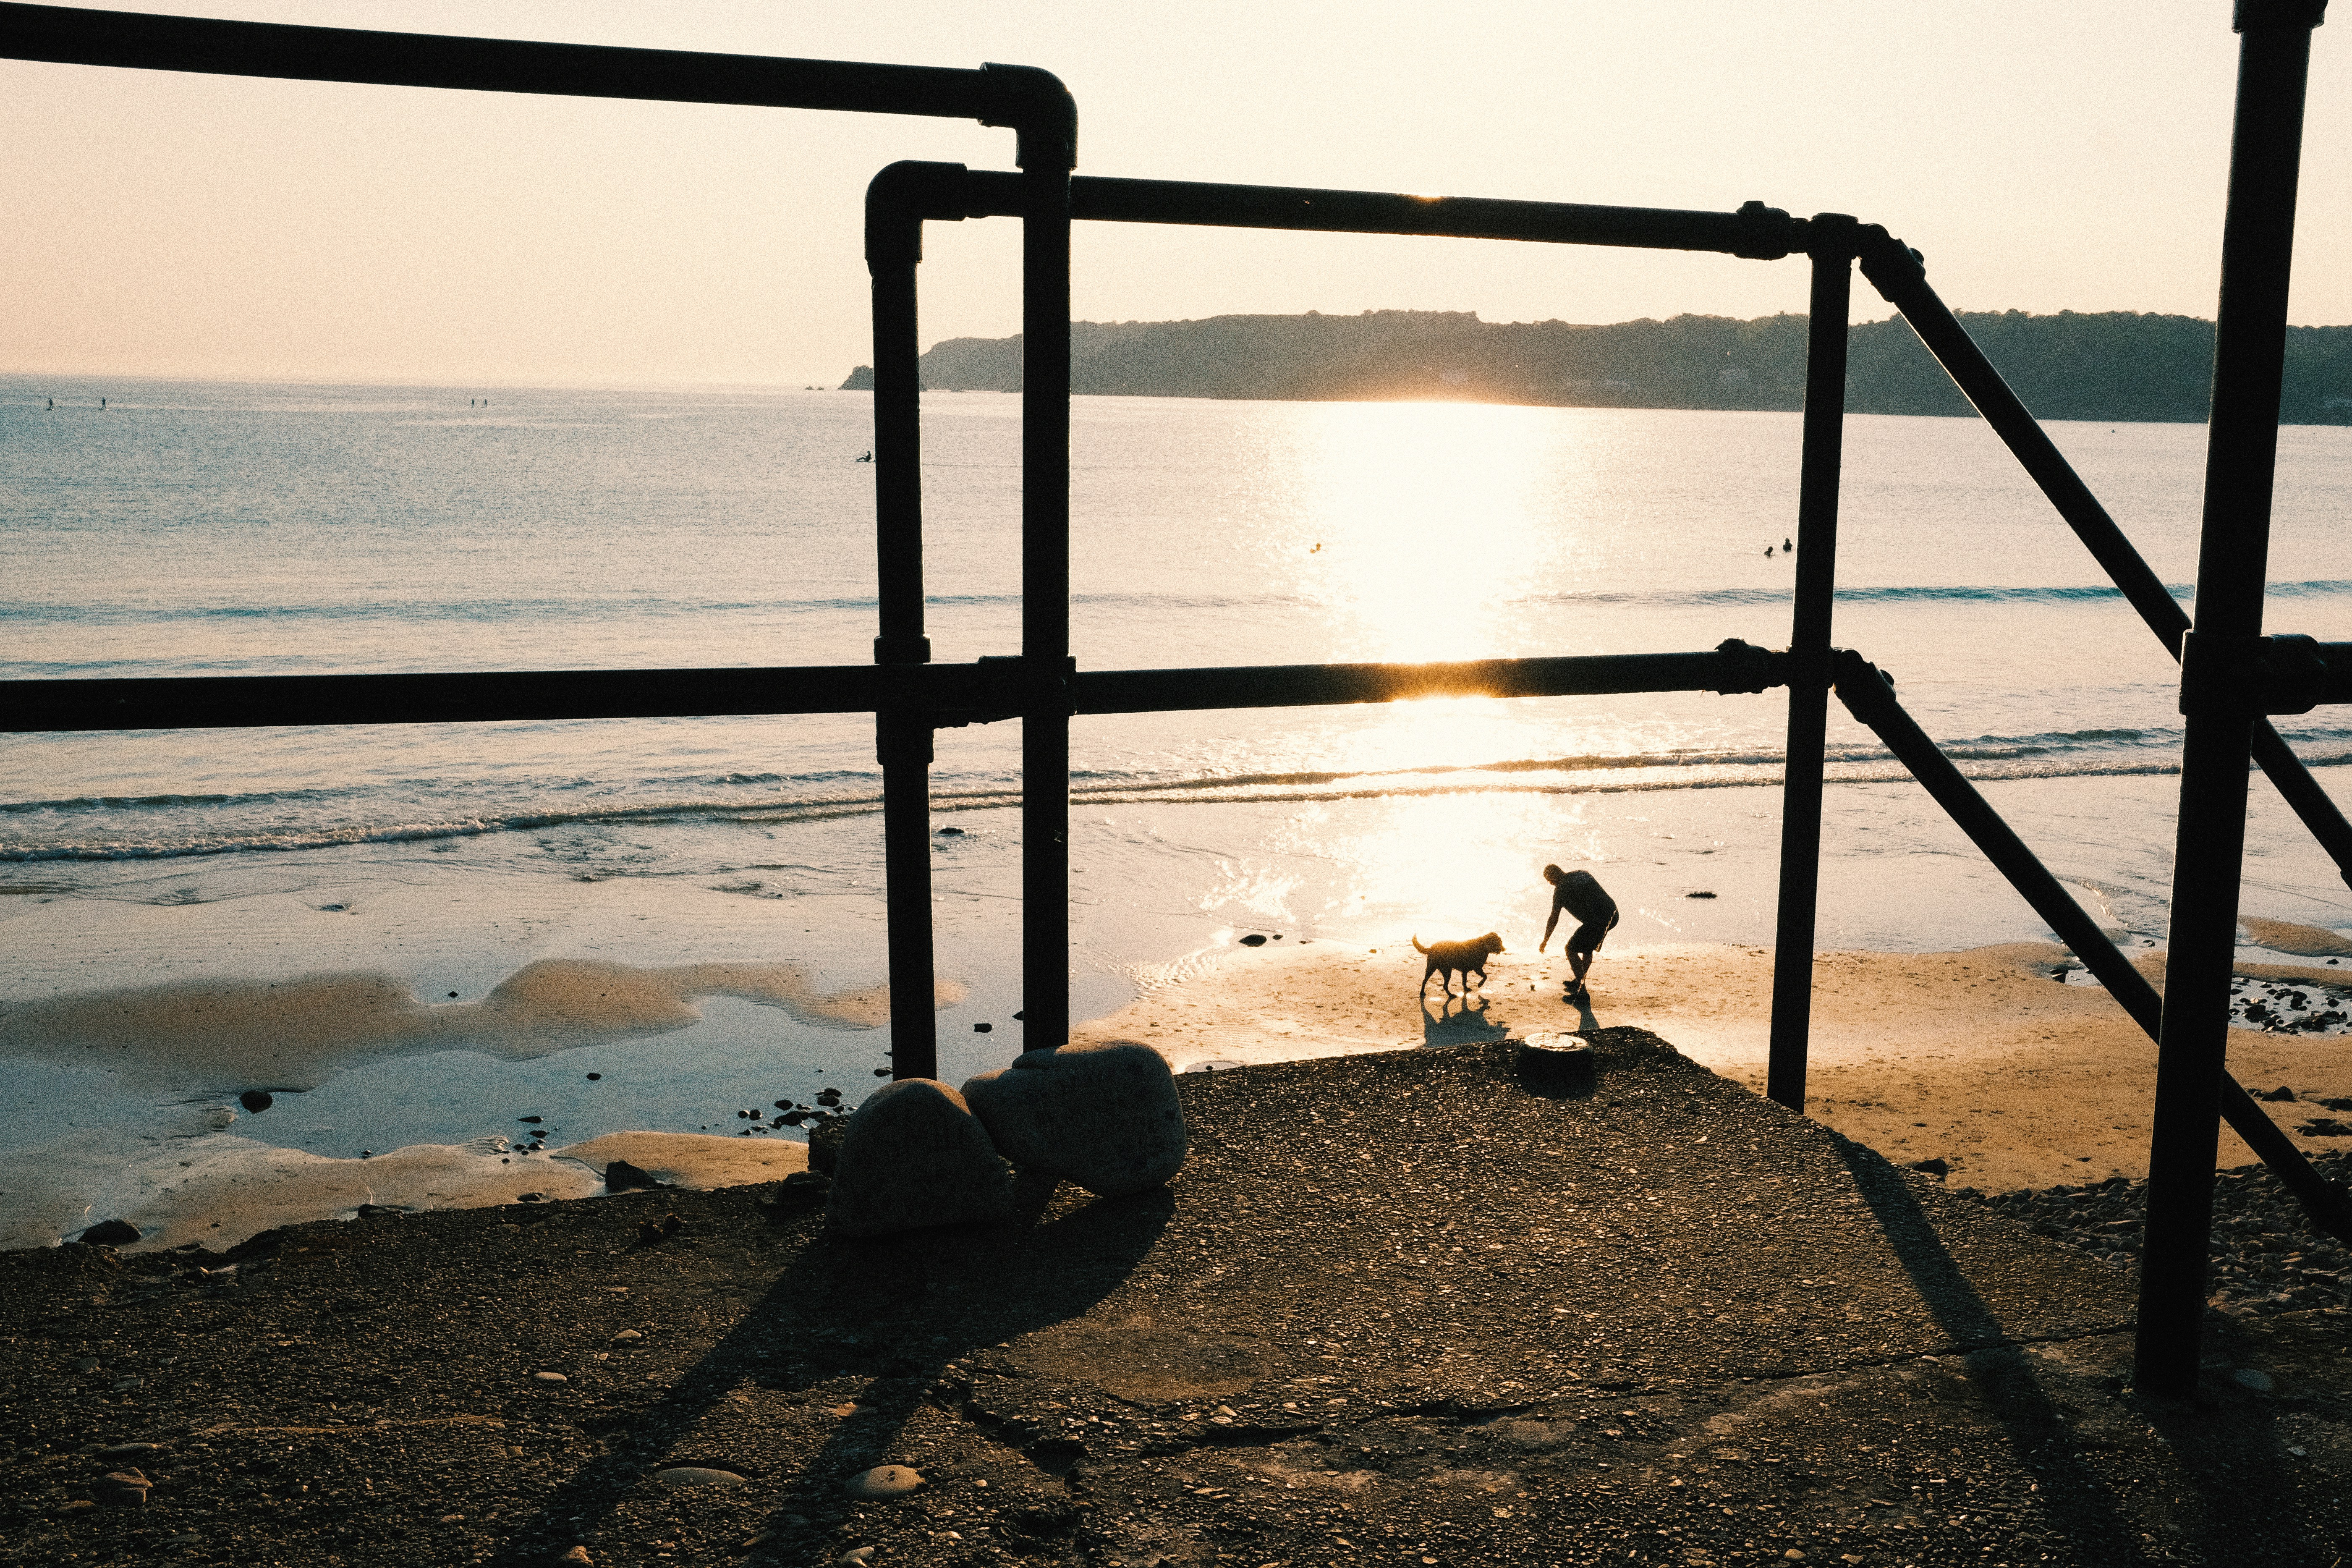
[16,935,2352,1250]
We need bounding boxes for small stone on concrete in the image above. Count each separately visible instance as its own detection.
[842,1464,922,1499]
[962,1040,1186,1197]
[655,1466,748,1487]
[825,1081,1014,1237]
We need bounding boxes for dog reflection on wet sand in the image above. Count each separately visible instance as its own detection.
[1412,932,1504,995]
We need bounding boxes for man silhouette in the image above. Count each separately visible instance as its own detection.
[1539,863,1618,1002]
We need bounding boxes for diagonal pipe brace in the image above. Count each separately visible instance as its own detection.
[1829,647,2352,1245]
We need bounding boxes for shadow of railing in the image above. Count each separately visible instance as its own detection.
[1835,1139,2321,1565]
[497,1172,1170,1562]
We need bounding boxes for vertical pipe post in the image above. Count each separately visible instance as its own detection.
[1016,109,1077,1051]
[869,173,939,1082]
[2135,0,2323,1396]
[1766,221,1856,1110]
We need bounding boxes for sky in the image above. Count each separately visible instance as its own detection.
[7,0,2351,385]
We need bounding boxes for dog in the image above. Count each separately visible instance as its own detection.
[1413,932,1504,995]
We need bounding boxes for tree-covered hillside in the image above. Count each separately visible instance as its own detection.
[843,309,2352,424]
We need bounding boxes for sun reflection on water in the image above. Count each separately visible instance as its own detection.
[1282,401,1583,663]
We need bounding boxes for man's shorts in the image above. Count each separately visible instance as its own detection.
[1568,909,1618,958]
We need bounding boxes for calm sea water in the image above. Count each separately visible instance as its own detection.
[5,375,2352,1176]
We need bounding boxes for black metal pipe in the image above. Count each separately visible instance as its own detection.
[1019,150,1077,1052]
[0,3,1068,133]
[868,163,966,1084]
[1075,644,1787,714]
[871,164,1800,1058]
[2,647,1787,733]
[0,663,997,730]
[1830,649,2352,1250]
[1765,229,1856,1111]
[961,172,1803,257]
[2138,0,2326,1398]
[1857,230,2352,889]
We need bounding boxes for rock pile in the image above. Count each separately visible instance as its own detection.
[1958,1147,2352,1317]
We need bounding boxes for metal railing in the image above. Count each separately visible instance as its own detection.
[0,0,2338,1396]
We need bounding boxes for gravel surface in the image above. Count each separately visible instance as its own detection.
[3,1032,2348,1568]
[1957,1148,2352,1319]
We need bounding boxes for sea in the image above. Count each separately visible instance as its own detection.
[6,376,2352,1212]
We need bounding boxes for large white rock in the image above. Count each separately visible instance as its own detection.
[961,1041,1187,1197]
[825,1079,1015,1237]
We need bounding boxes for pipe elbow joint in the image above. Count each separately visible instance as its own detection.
[865,161,971,267]
[1855,226,1927,302]
[980,62,1078,170]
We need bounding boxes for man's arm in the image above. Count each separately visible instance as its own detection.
[1541,901,1560,951]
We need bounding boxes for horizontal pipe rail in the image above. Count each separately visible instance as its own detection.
[1075,647,1784,714]
[955,169,1804,257]
[1,643,1788,733]
[0,3,1076,158]
[1830,648,2352,1246]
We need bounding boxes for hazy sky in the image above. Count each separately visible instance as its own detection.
[8,1,2351,384]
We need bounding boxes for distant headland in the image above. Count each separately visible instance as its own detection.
[840,308,2352,424]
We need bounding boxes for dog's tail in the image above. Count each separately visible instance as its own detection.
[1411,935,1428,953]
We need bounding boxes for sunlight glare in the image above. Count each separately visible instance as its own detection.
[1287,402,1581,664]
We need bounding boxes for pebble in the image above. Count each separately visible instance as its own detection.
[555,1548,593,1564]
[585,1072,602,1080]
[655,1466,748,1487]
[610,1329,644,1345]
[94,1469,150,1506]
[238,1089,273,1113]
[531,1371,569,1384]
[839,1549,878,1566]
[602,1159,662,1194]
[99,1442,162,1460]
[2233,1367,2275,1392]
[1239,933,1268,947]
[77,1219,140,1247]
[843,1465,922,1499]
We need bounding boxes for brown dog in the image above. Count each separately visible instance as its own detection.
[1413,932,1504,995]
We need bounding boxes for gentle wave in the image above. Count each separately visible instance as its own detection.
[13,735,2352,862]
[15,579,2352,629]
